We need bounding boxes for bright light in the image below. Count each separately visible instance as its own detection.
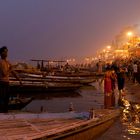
[126,31,133,37]
[107,45,111,49]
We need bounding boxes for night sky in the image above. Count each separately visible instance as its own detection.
[0,0,140,63]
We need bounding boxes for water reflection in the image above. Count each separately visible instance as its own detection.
[121,98,140,139]
[21,81,104,113]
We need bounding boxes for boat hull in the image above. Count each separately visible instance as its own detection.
[49,118,115,140]
[0,109,120,140]
[41,109,119,140]
[9,83,82,93]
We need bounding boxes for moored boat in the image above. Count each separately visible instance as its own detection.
[0,109,120,140]
[9,79,82,93]
[14,72,96,85]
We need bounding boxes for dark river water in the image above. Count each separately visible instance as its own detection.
[17,79,140,140]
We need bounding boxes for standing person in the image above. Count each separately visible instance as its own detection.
[104,67,112,109]
[127,61,133,81]
[132,61,138,84]
[0,46,22,113]
[110,69,117,107]
[136,61,140,83]
[98,59,103,73]
[116,67,126,106]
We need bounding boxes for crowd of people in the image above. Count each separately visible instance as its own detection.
[102,58,140,109]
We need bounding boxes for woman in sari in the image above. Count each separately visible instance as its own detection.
[104,67,113,109]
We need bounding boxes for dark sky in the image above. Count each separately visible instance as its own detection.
[0,0,140,63]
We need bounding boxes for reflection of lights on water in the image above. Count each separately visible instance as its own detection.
[134,115,140,124]
[133,104,140,113]
[123,108,130,113]
[123,135,133,140]
[128,127,140,135]
[122,98,131,107]
[121,98,140,138]
[123,135,127,138]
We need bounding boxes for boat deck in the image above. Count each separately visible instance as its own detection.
[0,109,120,140]
[0,118,84,139]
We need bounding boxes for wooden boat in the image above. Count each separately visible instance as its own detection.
[54,71,103,78]
[44,75,95,85]
[8,97,33,110]
[0,109,120,140]
[15,73,96,85]
[9,79,82,93]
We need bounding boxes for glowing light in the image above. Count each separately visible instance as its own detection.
[126,31,133,37]
[107,45,111,49]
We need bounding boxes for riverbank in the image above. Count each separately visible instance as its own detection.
[96,78,140,140]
